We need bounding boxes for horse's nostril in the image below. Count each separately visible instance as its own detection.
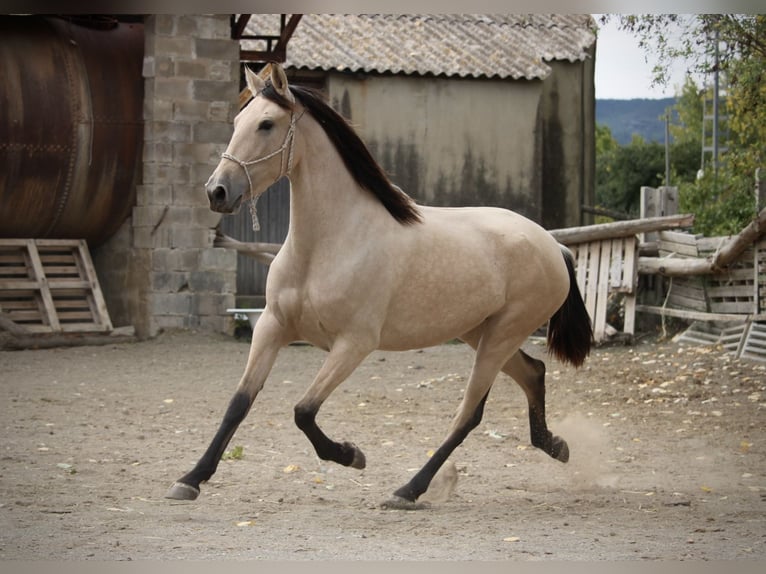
[208,185,227,204]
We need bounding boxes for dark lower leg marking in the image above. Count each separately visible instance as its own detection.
[388,392,489,505]
[166,391,251,499]
[294,405,366,469]
[529,402,569,463]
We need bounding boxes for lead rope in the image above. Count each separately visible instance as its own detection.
[221,108,303,231]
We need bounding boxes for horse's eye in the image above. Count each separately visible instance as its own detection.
[258,119,274,131]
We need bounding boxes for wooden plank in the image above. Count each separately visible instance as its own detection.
[707,284,756,298]
[584,241,601,322]
[609,238,624,290]
[636,304,766,322]
[0,279,43,290]
[710,301,758,314]
[45,280,90,290]
[33,239,81,247]
[658,230,700,246]
[594,240,612,341]
[622,237,637,292]
[658,242,700,257]
[25,240,60,331]
[77,240,112,331]
[575,244,588,294]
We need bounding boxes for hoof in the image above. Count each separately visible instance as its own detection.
[165,481,200,501]
[551,436,569,463]
[343,442,366,469]
[380,495,430,511]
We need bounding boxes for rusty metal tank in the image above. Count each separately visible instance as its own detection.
[0,15,144,246]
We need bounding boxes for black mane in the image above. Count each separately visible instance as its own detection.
[260,82,422,225]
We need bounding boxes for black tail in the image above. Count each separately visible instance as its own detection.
[547,248,593,368]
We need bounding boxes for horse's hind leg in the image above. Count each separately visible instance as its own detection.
[504,350,569,462]
[459,330,568,462]
[165,310,289,501]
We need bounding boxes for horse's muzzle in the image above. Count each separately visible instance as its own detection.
[206,181,243,214]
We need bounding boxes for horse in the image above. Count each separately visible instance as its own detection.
[165,63,593,508]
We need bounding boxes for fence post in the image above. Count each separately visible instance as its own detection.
[640,186,678,244]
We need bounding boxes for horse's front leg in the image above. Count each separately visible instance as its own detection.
[165,310,291,501]
[293,338,372,469]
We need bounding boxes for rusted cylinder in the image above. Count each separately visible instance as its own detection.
[0,15,144,246]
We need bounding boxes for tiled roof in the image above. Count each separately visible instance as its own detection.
[242,14,596,81]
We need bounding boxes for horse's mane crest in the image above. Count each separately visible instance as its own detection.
[260,82,422,225]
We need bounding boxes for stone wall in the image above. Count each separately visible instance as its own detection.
[93,14,240,338]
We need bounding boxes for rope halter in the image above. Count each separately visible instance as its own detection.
[219,107,303,231]
[220,107,303,198]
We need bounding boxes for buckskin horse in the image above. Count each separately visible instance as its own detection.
[165,63,592,509]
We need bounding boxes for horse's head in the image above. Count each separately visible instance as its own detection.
[205,64,297,214]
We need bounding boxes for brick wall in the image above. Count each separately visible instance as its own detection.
[93,14,240,338]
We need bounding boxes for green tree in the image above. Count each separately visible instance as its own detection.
[597,133,665,216]
[601,14,766,235]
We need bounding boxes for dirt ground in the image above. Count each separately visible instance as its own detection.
[0,329,764,561]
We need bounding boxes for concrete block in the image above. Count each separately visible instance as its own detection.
[199,247,237,271]
[207,60,234,82]
[188,270,228,293]
[133,226,172,249]
[172,183,208,207]
[174,142,224,164]
[192,292,233,316]
[142,162,191,185]
[152,247,201,271]
[142,56,155,78]
[151,270,189,292]
[135,184,172,206]
[145,98,174,122]
[195,38,239,61]
[208,101,234,122]
[175,59,208,80]
[193,206,224,229]
[173,100,210,122]
[154,315,188,331]
[151,292,192,315]
[194,15,231,40]
[142,142,174,164]
[155,35,194,58]
[155,14,176,36]
[145,121,191,143]
[193,80,238,103]
[154,77,192,100]
[194,122,233,144]
[171,227,215,249]
[132,205,170,228]
[176,15,200,37]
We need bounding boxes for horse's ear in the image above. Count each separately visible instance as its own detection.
[270,63,295,104]
[245,65,266,96]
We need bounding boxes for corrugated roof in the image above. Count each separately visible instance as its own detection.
[242,14,596,81]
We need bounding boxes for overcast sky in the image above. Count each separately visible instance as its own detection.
[593,15,699,100]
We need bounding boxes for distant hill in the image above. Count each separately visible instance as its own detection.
[596,98,676,145]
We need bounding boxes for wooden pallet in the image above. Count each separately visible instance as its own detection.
[571,236,638,343]
[0,239,112,334]
[673,320,766,362]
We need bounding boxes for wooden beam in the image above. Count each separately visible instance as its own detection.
[231,14,252,39]
[274,14,302,53]
[638,207,766,276]
[236,14,302,63]
[550,214,695,245]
